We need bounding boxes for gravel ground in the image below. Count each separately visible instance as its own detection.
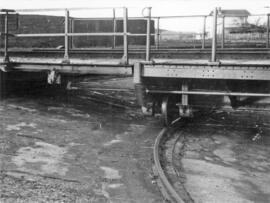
[0,76,163,203]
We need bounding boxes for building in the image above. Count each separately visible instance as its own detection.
[210,9,251,27]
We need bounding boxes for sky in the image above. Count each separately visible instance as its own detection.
[1,0,270,32]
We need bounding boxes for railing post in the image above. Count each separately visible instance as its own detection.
[146,7,151,61]
[211,8,218,62]
[221,15,225,49]
[267,14,269,48]
[69,17,73,50]
[63,9,70,63]
[156,17,160,50]
[112,8,116,49]
[202,16,206,49]
[4,11,9,63]
[120,7,128,65]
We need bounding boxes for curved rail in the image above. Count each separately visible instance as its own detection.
[153,127,184,203]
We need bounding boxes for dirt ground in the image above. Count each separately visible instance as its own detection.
[1,74,270,203]
[0,76,163,203]
[175,111,270,203]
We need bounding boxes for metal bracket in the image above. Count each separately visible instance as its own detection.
[119,55,128,65]
[179,81,193,117]
[47,69,61,85]
[62,58,70,64]
[208,61,221,66]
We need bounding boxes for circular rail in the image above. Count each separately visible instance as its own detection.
[153,127,184,203]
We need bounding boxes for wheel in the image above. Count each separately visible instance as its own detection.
[161,95,180,126]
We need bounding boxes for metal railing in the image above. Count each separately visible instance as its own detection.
[0,7,153,64]
[1,7,269,65]
[153,12,270,50]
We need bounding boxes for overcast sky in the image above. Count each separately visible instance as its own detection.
[2,0,270,32]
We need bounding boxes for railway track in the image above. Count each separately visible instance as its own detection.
[153,109,270,203]
[153,120,194,203]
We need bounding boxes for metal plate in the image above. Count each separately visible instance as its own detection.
[143,64,270,80]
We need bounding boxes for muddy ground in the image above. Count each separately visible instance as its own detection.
[0,76,163,203]
[1,75,270,203]
[175,111,270,203]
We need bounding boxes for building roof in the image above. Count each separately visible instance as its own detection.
[210,9,251,17]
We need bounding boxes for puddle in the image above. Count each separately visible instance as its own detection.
[12,141,68,176]
[100,166,121,179]
[6,122,37,131]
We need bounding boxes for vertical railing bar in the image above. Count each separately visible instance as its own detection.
[221,15,225,49]
[156,17,160,50]
[112,8,116,49]
[211,8,217,62]
[202,16,206,49]
[69,17,73,50]
[63,9,70,62]
[4,11,9,62]
[146,7,151,61]
[122,7,128,64]
[267,13,269,48]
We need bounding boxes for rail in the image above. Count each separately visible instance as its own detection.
[153,127,185,203]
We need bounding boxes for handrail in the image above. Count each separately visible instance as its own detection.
[14,7,125,12]
[1,7,269,65]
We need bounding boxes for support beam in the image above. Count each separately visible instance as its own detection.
[133,62,143,84]
[146,89,270,97]
[179,80,192,117]
[181,81,188,106]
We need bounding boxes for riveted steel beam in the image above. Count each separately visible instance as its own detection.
[142,64,270,80]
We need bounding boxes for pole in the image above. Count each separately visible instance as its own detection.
[112,8,116,49]
[63,9,70,62]
[146,7,151,61]
[156,17,160,49]
[211,8,217,62]
[267,14,269,48]
[4,11,9,62]
[202,16,206,49]
[69,18,73,50]
[122,7,128,64]
[221,15,225,49]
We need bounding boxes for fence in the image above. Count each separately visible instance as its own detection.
[0,7,270,64]
[0,7,154,63]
